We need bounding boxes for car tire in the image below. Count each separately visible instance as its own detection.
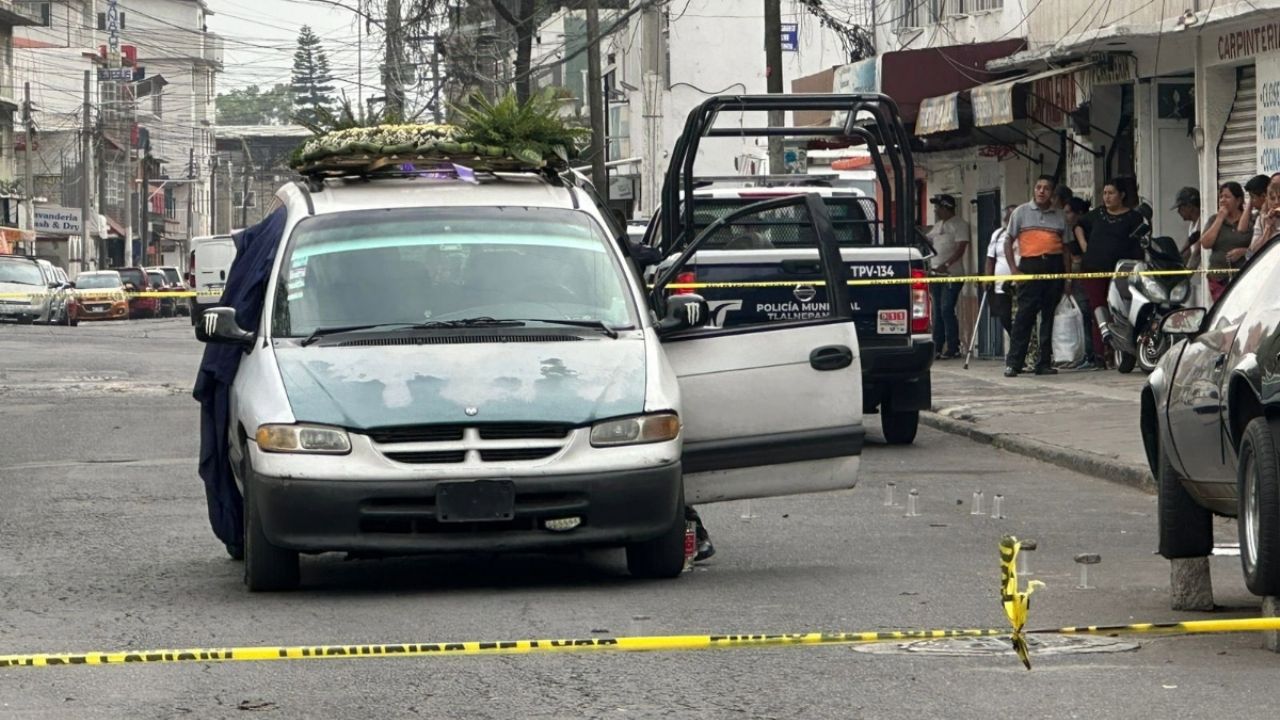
[1115,347,1137,374]
[1157,436,1213,559]
[243,456,300,592]
[626,492,687,580]
[881,405,919,445]
[1237,417,1280,596]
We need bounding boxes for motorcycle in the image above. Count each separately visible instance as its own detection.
[1094,227,1190,374]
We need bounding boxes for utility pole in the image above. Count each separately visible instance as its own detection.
[430,33,442,124]
[140,147,149,266]
[586,0,608,200]
[640,2,662,216]
[764,0,785,173]
[185,147,194,265]
[239,138,253,229]
[79,73,93,272]
[383,0,405,120]
[22,82,34,259]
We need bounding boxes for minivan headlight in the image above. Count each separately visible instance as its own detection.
[590,413,681,447]
[256,424,351,454]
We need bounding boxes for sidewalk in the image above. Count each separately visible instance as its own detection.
[921,359,1154,492]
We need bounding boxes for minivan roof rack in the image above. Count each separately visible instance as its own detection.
[298,156,568,192]
[658,94,917,254]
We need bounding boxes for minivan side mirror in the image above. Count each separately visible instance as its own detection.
[1161,307,1206,336]
[657,294,710,332]
[196,307,256,346]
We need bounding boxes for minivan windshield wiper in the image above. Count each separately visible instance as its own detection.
[514,318,621,339]
[300,318,526,346]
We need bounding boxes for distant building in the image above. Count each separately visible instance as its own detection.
[212,125,310,234]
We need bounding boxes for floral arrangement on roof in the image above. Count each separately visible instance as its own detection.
[292,89,591,173]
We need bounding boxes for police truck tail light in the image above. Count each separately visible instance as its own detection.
[911,269,931,334]
[186,250,196,288]
[673,271,697,296]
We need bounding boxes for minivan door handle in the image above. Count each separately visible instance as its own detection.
[781,259,822,275]
[810,345,853,371]
[220,270,226,280]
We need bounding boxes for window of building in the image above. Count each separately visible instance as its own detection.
[165,187,177,219]
[151,89,162,116]
[233,190,256,208]
[97,11,124,30]
[37,3,51,26]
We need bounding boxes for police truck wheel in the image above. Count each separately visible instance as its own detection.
[243,458,300,592]
[626,493,687,580]
[881,404,919,445]
[1157,436,1212,559]
[1237,418,1280,596]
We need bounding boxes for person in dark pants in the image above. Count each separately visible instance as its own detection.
[925,194,970,359]
[1004,176,1071,377]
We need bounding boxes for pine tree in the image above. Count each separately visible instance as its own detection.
[291,26,336,126]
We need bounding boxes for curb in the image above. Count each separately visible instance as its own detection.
[920,411,1156,494]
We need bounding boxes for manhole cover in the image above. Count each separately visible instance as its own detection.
[852,634,1138,658]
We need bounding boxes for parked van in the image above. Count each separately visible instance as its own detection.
[188,234,236,323]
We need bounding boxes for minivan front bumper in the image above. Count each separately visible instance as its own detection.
[246,462,683,554]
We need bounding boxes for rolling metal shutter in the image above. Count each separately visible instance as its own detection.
[1218,65,1257,186]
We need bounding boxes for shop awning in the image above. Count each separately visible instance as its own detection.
[914,61,1095,136]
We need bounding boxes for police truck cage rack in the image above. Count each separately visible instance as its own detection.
[657,94,920,255]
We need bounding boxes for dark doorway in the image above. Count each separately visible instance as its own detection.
[974,190,1003,358]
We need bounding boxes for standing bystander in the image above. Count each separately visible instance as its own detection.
[926,194,970,359]
[1004,176,1071,377]
[1200,181,1251,302]
[1077,180,1145,367]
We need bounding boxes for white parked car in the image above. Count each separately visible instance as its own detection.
[188,234,236,323]
[197,168,864,591]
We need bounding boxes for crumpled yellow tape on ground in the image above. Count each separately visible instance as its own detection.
[1000,535,1045,670]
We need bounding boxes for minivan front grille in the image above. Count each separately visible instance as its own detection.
[383,450,468,464]
[370,423,574,464]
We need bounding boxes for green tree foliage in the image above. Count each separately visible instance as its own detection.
[291,26,336,126]
[215,84,294,125]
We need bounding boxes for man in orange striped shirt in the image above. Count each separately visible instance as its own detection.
[1003,175,1072,377]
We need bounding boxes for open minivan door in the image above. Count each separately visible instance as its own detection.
[652,193,863,504]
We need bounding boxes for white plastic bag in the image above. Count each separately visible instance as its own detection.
[1052,296,1085,364]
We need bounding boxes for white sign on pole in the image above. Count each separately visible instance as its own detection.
[1067,132,1096,203]
[34,207,83,236]
[1257,54,1280,175]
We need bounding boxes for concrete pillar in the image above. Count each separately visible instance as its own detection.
[1170,557,1214,611]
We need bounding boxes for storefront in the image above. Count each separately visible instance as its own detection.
[1199,17,1280,201]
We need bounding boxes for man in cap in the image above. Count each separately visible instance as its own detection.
[926,193,970,359]
[1172,186,1203,265]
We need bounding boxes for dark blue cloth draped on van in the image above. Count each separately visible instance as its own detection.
[192,208,287,553]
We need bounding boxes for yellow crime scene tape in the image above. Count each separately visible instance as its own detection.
[3,535,1278,670]
[0,268,1238,299]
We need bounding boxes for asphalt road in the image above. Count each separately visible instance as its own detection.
[1,319,1277,719]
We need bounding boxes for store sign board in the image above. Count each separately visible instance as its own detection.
[1258,54,1280,174]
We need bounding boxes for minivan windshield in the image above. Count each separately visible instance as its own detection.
[0,258,44,285]
[272,206,638,338]
[76,273,123,289]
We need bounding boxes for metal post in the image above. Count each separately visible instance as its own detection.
[22,81,33,258]
[586,0,608,199]
[764,0,785,173]
[140,149,149,265]
[79,73,92,272]
[238,138,253,229]
[185,147,194,268]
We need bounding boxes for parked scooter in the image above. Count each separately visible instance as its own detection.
[1094,224,1190,373]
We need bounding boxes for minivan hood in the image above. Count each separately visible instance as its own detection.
[274,337,647,429]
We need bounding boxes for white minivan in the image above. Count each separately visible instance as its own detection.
[188,234,237,323]
[197,168,864,591]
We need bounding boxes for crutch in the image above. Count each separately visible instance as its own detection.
[964,290,989,370]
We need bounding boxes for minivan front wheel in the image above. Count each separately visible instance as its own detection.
[626,493,687,580]
[243,461,300,592]
[1237,417,1280,596]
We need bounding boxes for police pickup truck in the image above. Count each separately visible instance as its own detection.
[645,94,933,444]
